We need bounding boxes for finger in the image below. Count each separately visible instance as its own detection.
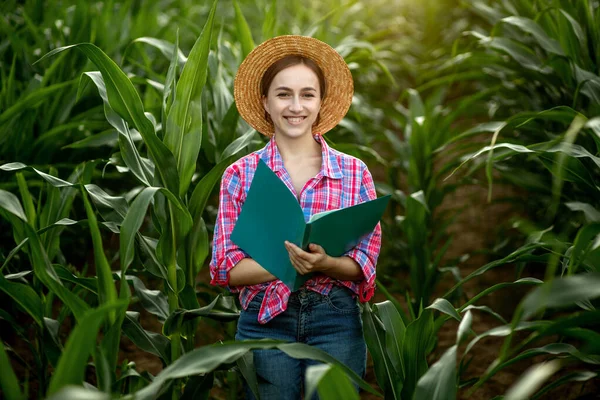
[309,243,325,254]
[288,250,308,274]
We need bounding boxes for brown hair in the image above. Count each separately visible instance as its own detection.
[260,55,326,127]
[260,55,327,98]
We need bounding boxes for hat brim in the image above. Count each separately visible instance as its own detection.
[234,35,354,136]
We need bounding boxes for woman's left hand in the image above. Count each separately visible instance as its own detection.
[284,241,331,275]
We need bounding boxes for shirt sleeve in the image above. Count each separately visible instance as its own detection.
[209,165,248,293]
[343,165,381,302]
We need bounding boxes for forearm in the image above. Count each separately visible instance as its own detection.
[320,255,363,281]
[228,258,277,286]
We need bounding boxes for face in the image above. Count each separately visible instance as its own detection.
[262,63,322,139]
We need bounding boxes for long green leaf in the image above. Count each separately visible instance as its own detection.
[374,301,406,379]
[163,294,239,336]
[0,339,25,400]
[47,301,128,396]
[36,44,180,195]
[132,340,380,400]
[24,224,89,321]
[504,360,562,400]
[122,312,170,363]
[0,189,28,222]
[81,186,118,322]
[362,303,399,398]
[401,309,434,399]
[0,273,43,327]
[413,345,457,400]
[80,71,153,186]
[304,364,360,400]
[164,0,218,197]
[521,273,600,320]
[233,0,255,58]
[120,187,192,274]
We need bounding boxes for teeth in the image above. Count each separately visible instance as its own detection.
[286,117,305,123]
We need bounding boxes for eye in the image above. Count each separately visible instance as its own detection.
[277,93,290,98]
[303,93,315,98]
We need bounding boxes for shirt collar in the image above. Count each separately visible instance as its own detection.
[260,135,343,179]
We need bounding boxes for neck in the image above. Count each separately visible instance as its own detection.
[274,133,321,162]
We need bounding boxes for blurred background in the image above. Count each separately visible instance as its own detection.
[1,0,599,399]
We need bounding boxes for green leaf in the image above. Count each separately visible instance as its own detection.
[0,81,75,125]
[504,360,561,400]
[120,187,192,274]
[0,340,25,400]
[532,371,598,400]
[81,186,118,322]
[457,310,472,345]
[362,303,400,398]
[186,155,236,281]
[427,298,460,321]
[220,128,257,161]
[163,294,239,336]
[164,0,217,197]
[521,273,600,320]
[235,353,258,400]
[163,33,180,122]
[445,243,548,298]
[0,273,43,327]
[304,364,360,400]
[401,309,434,400]
[413,345,457,400]
[36,43,181,195]
[374,301,406,378]
[63,129,118,149]
[24,224,89,321]
[130,37,187,65]
[122,312,170,362]
[46,386,110,400]
[566,202,600,223]
[568,224,600,273]
[47,301,128,396]
[233,0,255,58]
[133,340,380,400]
[0,189,28,222]
[502,16,564,55]
[81,72,153,186]
[128,276,169,322]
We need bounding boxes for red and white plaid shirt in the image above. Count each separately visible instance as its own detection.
[210,135,381,324]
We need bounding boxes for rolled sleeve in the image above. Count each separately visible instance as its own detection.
[344,165,381,302]
[209,165,247,293]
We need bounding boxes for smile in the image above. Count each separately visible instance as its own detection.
[284,116,307,124]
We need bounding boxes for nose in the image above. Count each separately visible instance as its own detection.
[289,95,302,112]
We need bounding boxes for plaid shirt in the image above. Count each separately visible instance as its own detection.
[210,135,381,324]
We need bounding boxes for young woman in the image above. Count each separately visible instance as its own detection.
[210,35,382,399]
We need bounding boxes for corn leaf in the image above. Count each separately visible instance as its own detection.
[0,340,25,400]
[47,301,128,396]
[164,0,217,197]
[304,364,360,400]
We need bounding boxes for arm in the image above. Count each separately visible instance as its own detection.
[209,165,277,291]
[229,258,276,286]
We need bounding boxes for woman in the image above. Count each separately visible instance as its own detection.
[209,35,381,399]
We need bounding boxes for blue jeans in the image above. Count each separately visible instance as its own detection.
[235,285,366,400]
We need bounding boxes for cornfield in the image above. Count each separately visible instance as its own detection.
[0,0,598,399]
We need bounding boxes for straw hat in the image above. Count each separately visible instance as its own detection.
[234,35,354,136]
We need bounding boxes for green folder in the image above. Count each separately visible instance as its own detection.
[230,159,390,291]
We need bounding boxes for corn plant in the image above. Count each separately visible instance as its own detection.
[400,0,600,397]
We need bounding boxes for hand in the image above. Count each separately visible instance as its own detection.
[284,241,331,275]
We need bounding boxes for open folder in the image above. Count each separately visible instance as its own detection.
[231,160,390,291]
